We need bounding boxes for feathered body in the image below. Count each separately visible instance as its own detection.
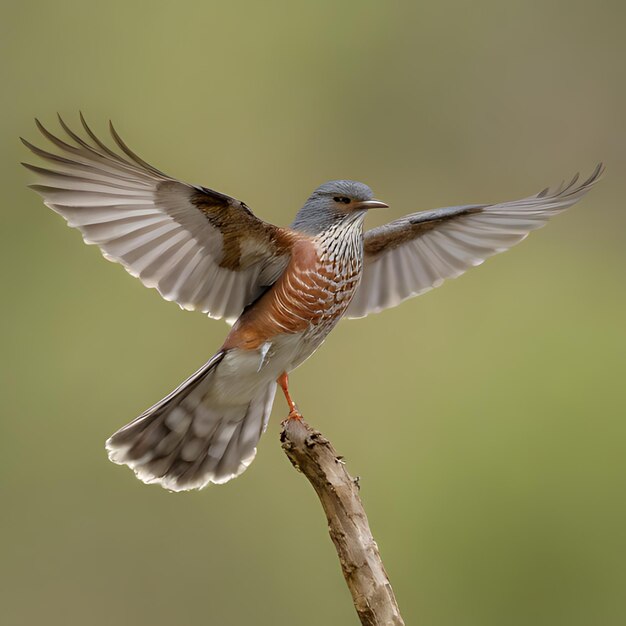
[106,206,367,489]
[22,116,603,491]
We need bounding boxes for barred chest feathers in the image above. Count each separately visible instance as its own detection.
[222,213,365,361]
[308,213,365,333]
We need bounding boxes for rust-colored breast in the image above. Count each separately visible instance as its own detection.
[223,236,361,351]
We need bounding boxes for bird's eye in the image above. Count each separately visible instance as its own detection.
[333,197,351,204]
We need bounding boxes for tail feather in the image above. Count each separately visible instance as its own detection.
[106,351,277,491]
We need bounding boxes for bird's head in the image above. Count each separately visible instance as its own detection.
[291,180,388,234]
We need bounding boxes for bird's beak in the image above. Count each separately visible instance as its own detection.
[354,199,389,210]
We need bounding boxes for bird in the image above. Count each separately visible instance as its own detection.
[22,115,603,492]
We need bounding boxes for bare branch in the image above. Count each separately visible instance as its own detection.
[280,418,405,626]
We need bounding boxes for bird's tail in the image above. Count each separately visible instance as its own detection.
[106,351,277,491]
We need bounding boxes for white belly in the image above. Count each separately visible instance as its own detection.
[210,334,303,405]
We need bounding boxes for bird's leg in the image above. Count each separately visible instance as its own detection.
[277,372,302,420]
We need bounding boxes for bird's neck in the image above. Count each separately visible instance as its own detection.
[314,212,365,264]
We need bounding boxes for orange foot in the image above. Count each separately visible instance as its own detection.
[277,371,303,420]
[287,407,303,420]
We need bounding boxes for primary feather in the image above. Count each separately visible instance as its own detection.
[22,115,293,324]
[346,165,604,318]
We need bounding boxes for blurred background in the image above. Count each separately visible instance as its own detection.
[1,1,625,625]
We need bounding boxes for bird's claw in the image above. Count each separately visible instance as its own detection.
[287,406,303,420]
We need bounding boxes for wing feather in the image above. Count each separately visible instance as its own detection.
[346,165,603,318]
[23,116,295,323]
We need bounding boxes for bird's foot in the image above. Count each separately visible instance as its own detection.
[287,406,303,420]
[277,372,302,420]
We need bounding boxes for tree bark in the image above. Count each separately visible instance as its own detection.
[280,418,405,626]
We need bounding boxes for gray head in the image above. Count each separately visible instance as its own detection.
[291,180,388,235]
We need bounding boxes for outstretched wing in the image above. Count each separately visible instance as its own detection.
[346,165,604,318]
[22,115,295,323]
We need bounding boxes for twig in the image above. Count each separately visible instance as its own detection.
[280,418,405,626]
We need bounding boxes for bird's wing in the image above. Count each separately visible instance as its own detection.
[346,165,604,319]
[22,115,295,324]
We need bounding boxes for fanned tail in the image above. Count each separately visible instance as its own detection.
[106,351,277,491]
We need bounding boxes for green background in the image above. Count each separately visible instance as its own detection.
[1,1,625,625]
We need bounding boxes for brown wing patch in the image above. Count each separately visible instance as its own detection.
[190,188,296,271]
[364,206,484,258]
[23,116,301,321]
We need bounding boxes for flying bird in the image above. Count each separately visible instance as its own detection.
[22,116,603,491]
